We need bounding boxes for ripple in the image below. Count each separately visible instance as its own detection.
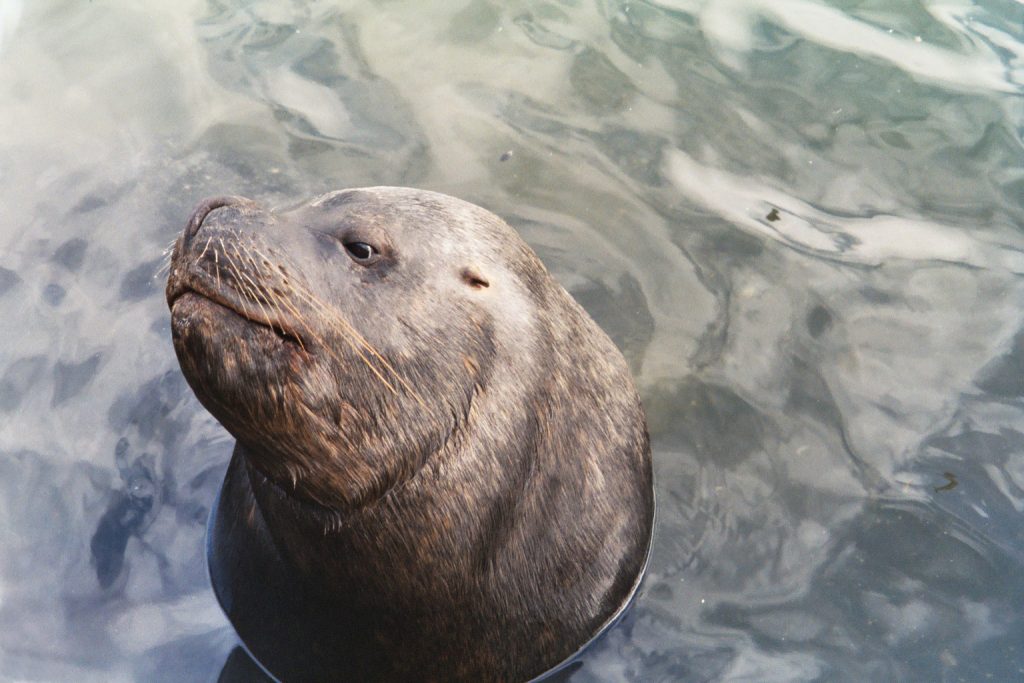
[683,0,1023,93]
[666,147,1024,272]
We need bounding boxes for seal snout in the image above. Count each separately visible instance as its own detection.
[184,196,248,245]
[169,195,312,359]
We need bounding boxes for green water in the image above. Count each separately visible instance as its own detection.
[0,1,1022,680]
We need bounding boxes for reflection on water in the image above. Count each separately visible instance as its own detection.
[1,0,1022,680]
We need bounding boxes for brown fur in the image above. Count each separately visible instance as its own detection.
[166,188,653,681]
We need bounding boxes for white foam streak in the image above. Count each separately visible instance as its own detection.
[665,0,1022,94]
[665,147,1024,273]
[263,66,355,140]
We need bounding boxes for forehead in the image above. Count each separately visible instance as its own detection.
[291,187,522,261]
[292,188,445,235]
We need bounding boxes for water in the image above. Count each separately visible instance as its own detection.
[0,1,1022,680]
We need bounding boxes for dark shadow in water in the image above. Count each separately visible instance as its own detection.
[52,353,103,407]
[90,487,154,589]
[90,439,159,589]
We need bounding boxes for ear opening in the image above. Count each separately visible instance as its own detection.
[461,267,490,290]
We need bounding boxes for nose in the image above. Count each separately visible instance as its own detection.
[184,196,247,245]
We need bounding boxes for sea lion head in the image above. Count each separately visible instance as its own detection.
[166,187,544,514]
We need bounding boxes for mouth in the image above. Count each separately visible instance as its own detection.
[170,286,306,351]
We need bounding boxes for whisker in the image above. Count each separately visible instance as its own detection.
[285,273,430,408]
[214,247,221,290]
[245,243,402,397]
[196,236,213,263]
[289,285,428,410]
[223,245,278,336]
[288,288,399,396]
[234,244,393,394]
[161,236,178,256]
[219,242,262,319]
[224,246,306,423]
[220,249,298,421]
[220,252,257,309]
[237,244,307,352]
[156,237,180,278]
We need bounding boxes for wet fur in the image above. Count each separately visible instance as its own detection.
[166,188,653,681]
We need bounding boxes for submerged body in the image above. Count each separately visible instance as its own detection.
[166,188,653,681]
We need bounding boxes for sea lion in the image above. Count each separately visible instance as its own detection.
[165,187,654,682]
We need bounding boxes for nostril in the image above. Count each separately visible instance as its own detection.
[185,196,243,242]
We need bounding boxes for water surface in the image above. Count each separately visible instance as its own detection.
[1,1,1022,681]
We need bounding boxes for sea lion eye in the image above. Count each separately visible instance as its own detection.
[344,241,376,263]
